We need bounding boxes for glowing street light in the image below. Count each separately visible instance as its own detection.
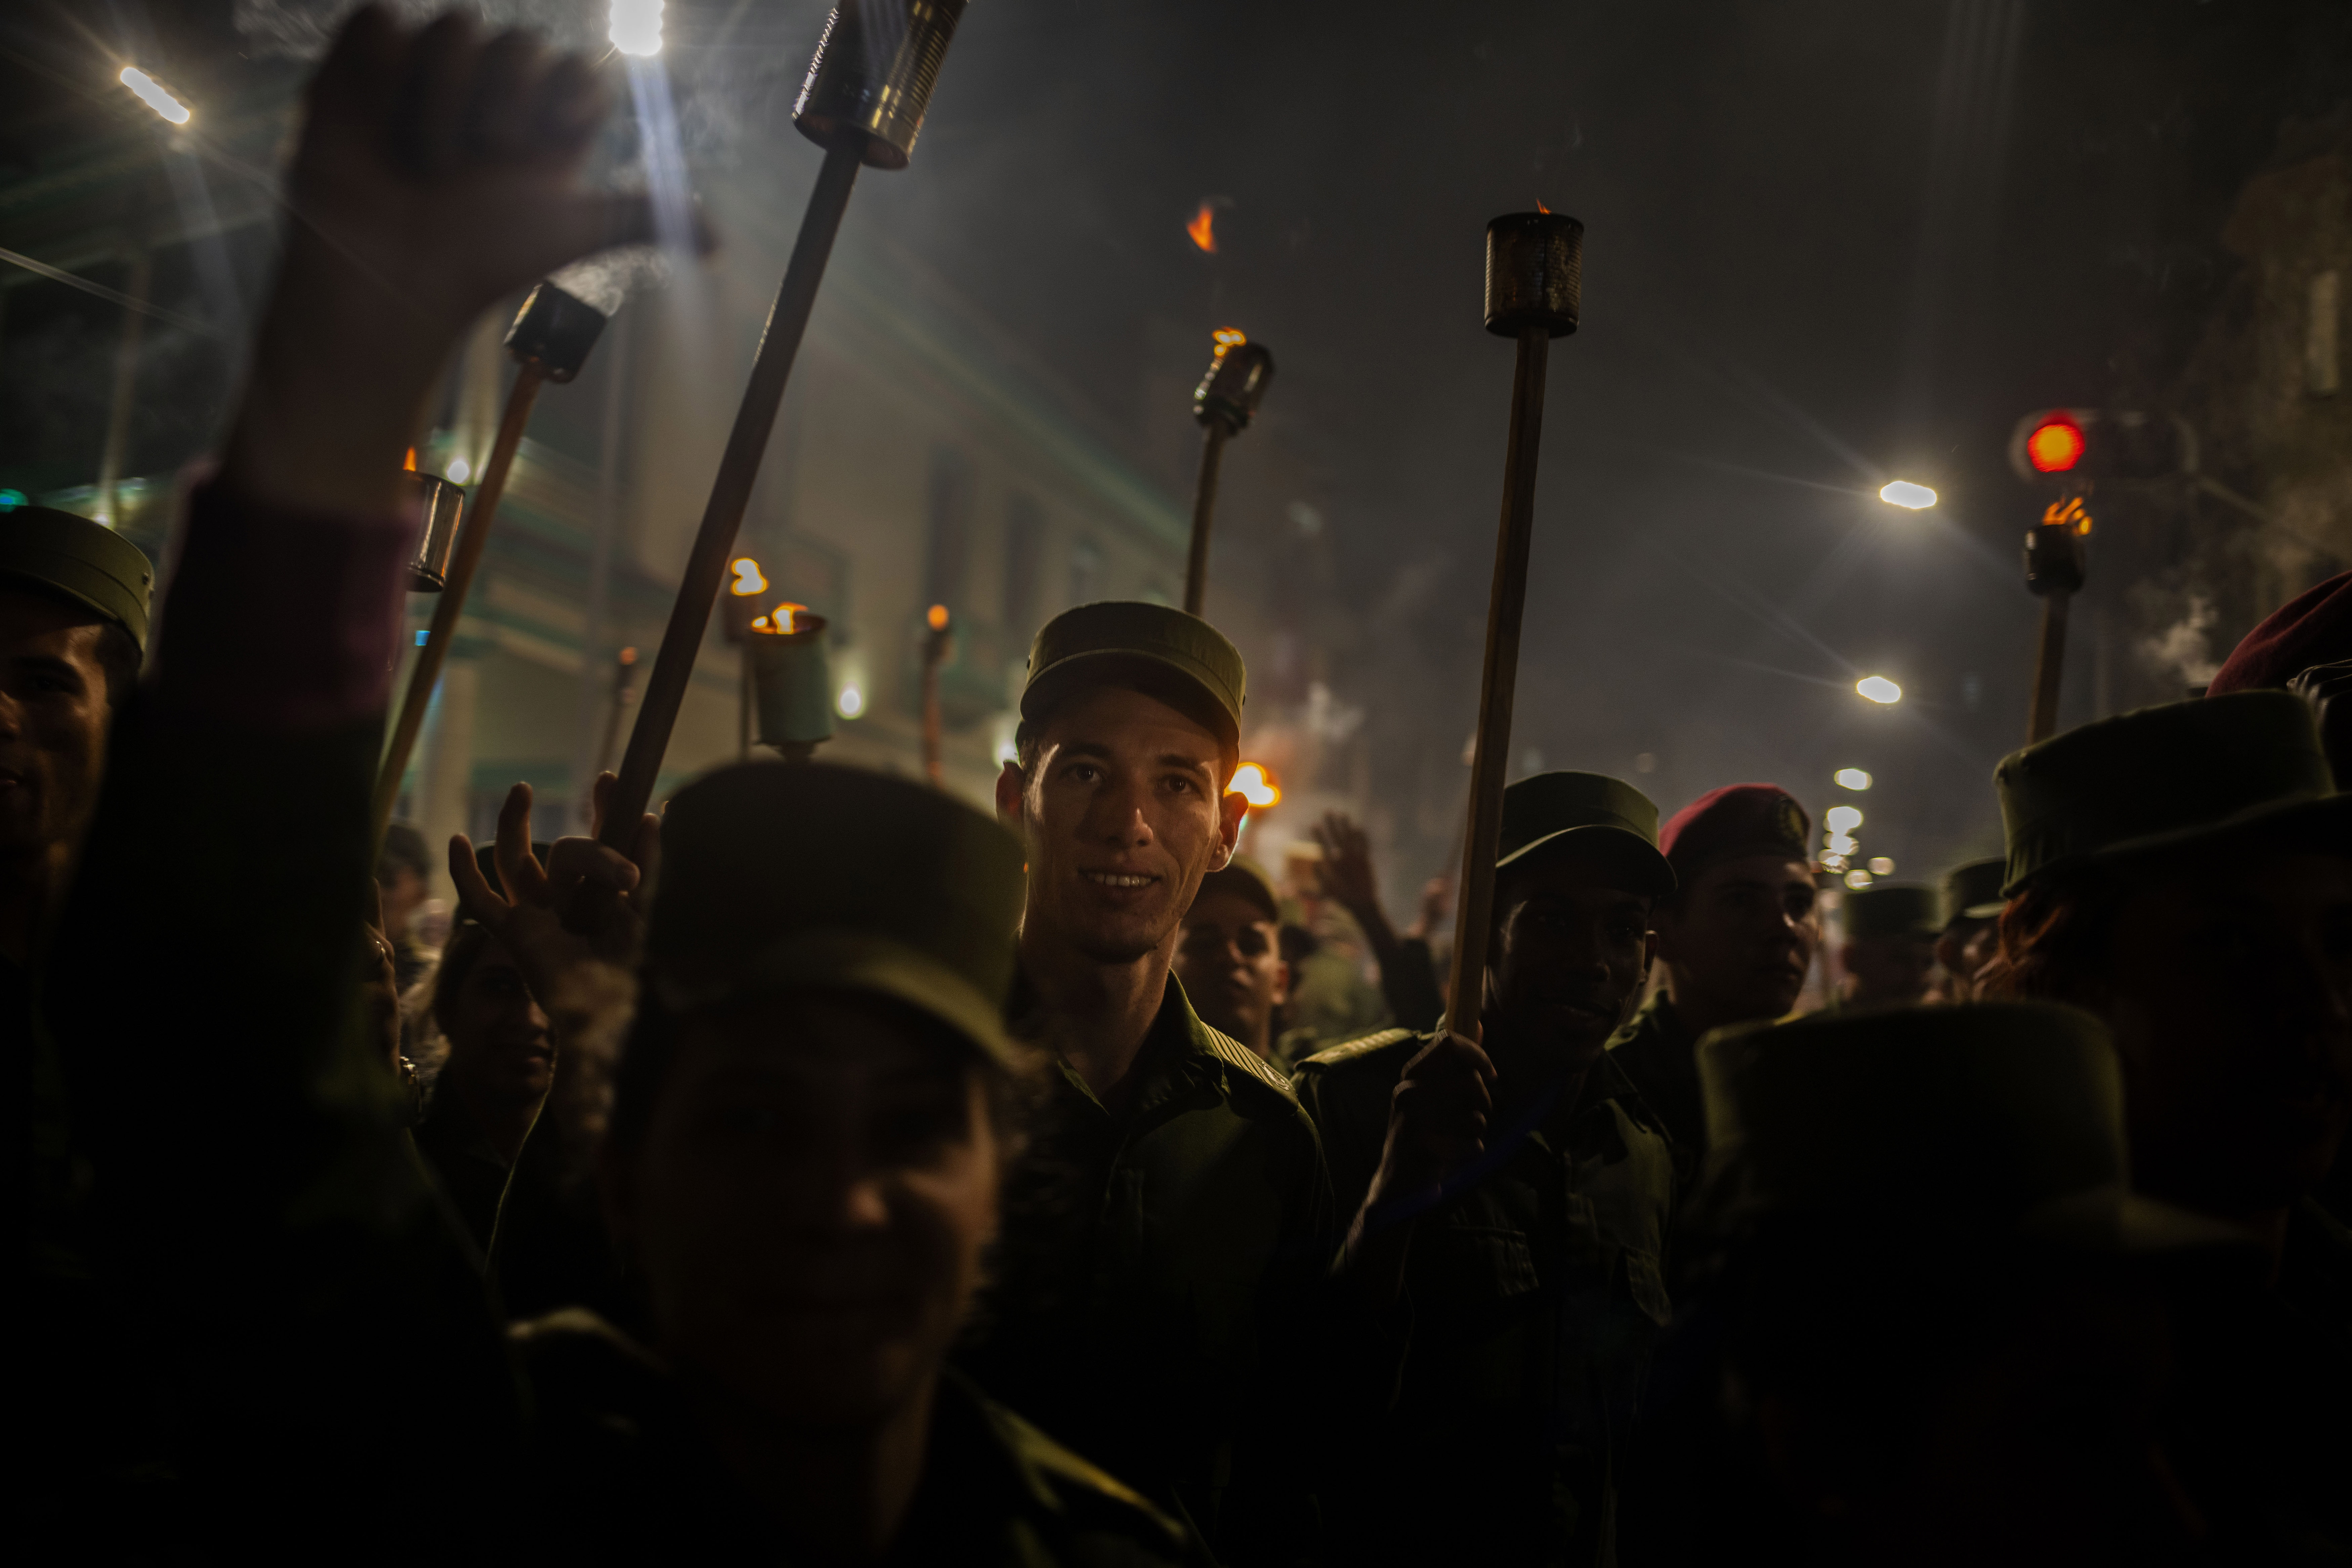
[1856,675,1902,705]
[119,67,191,125]
[1868,856,1896,876]
[1833,767,1872,791]
[1826,832,1858,856]
[1825,805,1863,833]
[610,0,664,57]
[1879,479,1937,509]
[1844,869,1874,889]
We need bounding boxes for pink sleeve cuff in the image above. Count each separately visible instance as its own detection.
[153,480,413,730]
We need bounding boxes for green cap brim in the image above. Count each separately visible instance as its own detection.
[1022,647,1240,751]
[1497,823,1677,898]
[655,928,1019,1070]
[2004,790,2352,897]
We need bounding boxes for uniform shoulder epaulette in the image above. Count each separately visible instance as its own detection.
[1199,1021,1301,1101]
[1296,1026,1420,1073]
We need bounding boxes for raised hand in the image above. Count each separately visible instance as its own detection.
[1366,1030,1497,1219]
[1311,812,1382,919]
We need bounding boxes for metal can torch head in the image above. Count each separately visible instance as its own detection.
[793,0,970,171]
[749,605,837,750]
[1484,211,1584,338]
[504,282,608,383]
[401,469,466,592]
[1194,332,1276,434]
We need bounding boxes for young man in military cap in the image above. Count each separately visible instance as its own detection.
[1980,690,2352,1558]
[1293,771,1678,1568]
[1607,782,1819,1191]
[975,599,1331,1561]
[1927,856,2004,1003]
[1172,854,1293,1064]
[1837,882,1940,1008]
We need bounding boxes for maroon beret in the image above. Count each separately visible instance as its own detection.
[2208,569,2352,696]
[1660,783,1812,884]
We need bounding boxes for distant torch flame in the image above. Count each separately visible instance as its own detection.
[403,448,417,471]
[927,603,950,632]
[619,646,638,665]
[2041,496,2093,536]
[751,602,811,636]
[1211,327,1247,360]
[729,557,768,596]
[1186,203,1217,254]
[1537,200,1550,214]
[1232,762,1280,808]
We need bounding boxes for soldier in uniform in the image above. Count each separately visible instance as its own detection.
[1978,691,2352,1560]
[1172,854,1292,1063]
[1927,857,2004,1003]
[1606,783,1819,1192]
[970,601,1332,1562]
[1836,882,1939,1008]
[1293,771,1678,1568]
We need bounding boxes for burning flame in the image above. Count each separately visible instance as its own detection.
[403,448,417,471]
[1211,327,1247,361]
[752,602,811,636]
[927,603,950,632]
[1537,201,1550,214]
[619,646,638,666]
[2042,496,2094,536]
[729,557,768,596]
[1186,203,1217,254]
[1231,762,1281,808]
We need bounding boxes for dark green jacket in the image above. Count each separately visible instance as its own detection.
[520,1310,1208,1564]
[962,976,1334,1562]
[1604,990,1705,1196]
[1293,1029,1676,1568]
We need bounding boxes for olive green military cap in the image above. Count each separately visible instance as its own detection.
[1994,690,2348,897]
[1939,857,2006,926]
[1699,1003,2253,1258]
[647,762,1027,1066]
[1193,853,1280,924]
[1020,601,1246,751]
[1841,881,1939,941]
[1495,770,1675,897]
[0,505,154,649]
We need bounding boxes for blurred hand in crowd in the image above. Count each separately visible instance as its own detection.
[1311,812,1381,919]
[1406,874,1452,942]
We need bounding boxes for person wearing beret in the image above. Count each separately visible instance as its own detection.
[1837,882,1940,1008]
[1607,783,1822,1194]
[1926,857,2005,1004]
[1293,772,1678,1568]
[2208,567,2352,782]
[1624,1003,2259,1564]
[970,600,1333,1563]
[1978,691,2352,1560]
[1173,854,1293,1064]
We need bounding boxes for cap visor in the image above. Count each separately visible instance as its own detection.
[1022,648,1238,750]
[657,929,1018,1069]
[2006,791,2352,897]
[1497,824,1676,898]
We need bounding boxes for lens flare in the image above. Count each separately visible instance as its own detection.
[120,68,191,125]
[1856,676,1902,705]
[1878,480,1937,509]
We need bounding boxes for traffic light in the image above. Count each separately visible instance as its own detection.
[2006,409,2198,485]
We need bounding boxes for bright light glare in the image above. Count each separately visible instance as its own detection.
[1879,480,1937,509]
[836,683,864,718]
[610,0,664,56]
[1827,833,1857,856]
[1856,675,1902,705]
[1868,856,1896,876]
[447,456,473,484]
[1834,767,1872,791]
[1826,805,1863,833]
[729,558,767,596]
[1845,869,1874,890]
[120,67,192,125]
[1231,762,1282,808]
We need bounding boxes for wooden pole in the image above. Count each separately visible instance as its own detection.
[596,647,639,778]
[600,136,864,852]
[2027,588,2072,744]
[1183,422,1229,617]
[372,364,546,852]
[1443,327,1551,1037]
[921,617,950,786]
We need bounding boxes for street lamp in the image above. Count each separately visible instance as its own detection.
[1833,767,1872,790]
[610,0,664,56]
[119,67,191,125]
[1879,479,1937,509]
[1856,675,1902,705]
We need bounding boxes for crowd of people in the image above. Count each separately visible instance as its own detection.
[8,11,2350,1565]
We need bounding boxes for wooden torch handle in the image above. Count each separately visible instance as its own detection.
[1183,421,1229,618]
[371,363,546,856]
[599,136,865,852]
[1442,327,1552,1036]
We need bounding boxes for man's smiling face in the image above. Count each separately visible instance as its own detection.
[997,684,1244,966]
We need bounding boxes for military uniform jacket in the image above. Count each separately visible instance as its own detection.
[518,1311,1210,1565]
[1292,1029,1677,1568]
[1603,989,1705,1197]
[960,976,1334,1562]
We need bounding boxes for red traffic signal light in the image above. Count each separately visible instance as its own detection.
[2025,414,2085,473]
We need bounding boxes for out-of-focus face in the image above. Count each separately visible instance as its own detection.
[378,864,427,945]
[0,589,114,865]
[996,685,1244,966]
[1844,933,1939,1007]
[1174,885,1288,1054]
[2095,849,2352,1212]
[446,941,555,1102]
[623,993,998,1431]
[1936,917,1999,1002]
[1489,856,1653,1067]
[1655,853,1820,1024]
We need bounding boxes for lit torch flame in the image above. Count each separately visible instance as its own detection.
[403,448,417,472]
[2041,496,2094,537]
[927,603,950,632]
[1537,200,1550,214]
[751,602,811,636]
[729,557,768,596]
[1211,327,1247,361]
[1186,203,1217,254]
[1231,762,1280,809]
